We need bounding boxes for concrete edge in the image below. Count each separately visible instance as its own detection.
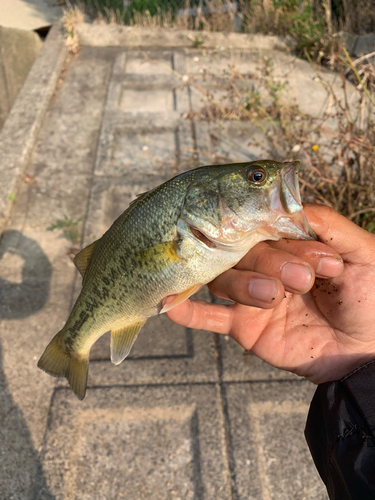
[0,23,67,235]
[76,24,297,52]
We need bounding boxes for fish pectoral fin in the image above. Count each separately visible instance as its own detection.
[110,321,146,365]
[160,284,204,314]
[37,333,89,401]
[73,240,98,277]
[136,241,181,266]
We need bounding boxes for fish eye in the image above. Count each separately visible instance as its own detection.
[247,167,267,184]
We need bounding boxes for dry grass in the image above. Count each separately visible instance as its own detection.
[64,0,375,34]
[63,1,375,60]
[121,0,238,31]
[62,2,85,53]
[338,0,375,34]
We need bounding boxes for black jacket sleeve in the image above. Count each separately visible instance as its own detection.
[305,360,375,500]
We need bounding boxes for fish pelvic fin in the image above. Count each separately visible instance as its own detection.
[160,284,204,314]
[73,240,98,278]
[37,333,89,401]
[110,320,146,366]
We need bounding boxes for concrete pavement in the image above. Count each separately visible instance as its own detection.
[0,24,336,499]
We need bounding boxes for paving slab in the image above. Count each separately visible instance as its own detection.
[95,120,192,176]
[225,381,328,500]
[93,49,193,178]
[184,48,358,118]
[39,384,231,500]
[185,48,263,76]
[194,121,271,166]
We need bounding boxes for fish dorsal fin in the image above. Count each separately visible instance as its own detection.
[73,240,98,277]
[129,190,151,207]
[110,321,146,365]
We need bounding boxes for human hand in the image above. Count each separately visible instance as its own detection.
[167,205,375,383]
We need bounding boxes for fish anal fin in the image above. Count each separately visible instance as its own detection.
[73,240,98,277]
[160,284,203,314]
[37,333,89,400]
[110,321,146,365]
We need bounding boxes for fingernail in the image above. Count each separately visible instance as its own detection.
[281,263,313,292]
[249,278,277,302]
[316,257,343,277]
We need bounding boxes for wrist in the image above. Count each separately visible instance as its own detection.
[306,352,375,385]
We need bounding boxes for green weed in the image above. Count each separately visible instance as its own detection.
[191,36,204,48]
[360,213,375,234]
[48,215,83,243]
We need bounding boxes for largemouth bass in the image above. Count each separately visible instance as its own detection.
[38,160,316,399]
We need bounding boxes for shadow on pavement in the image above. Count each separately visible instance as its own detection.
[0,230,54,499]
[0,230,52,319]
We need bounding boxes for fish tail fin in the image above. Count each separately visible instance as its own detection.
[37,332,88,400]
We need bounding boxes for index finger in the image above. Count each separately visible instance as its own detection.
[166,299,234,334]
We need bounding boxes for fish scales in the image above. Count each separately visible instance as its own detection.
[38,160,316,399]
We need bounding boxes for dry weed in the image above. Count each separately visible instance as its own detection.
[62,3,85,53]
[129,0,237,31]
[184,44,375,232]
[337,0,375,34]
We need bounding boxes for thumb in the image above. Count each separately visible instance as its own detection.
[304,204,375,263]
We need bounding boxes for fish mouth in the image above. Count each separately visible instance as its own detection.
[281,161,303,213]
[271,161,317,240]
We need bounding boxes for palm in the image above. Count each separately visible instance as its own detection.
[230,263,375,383]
